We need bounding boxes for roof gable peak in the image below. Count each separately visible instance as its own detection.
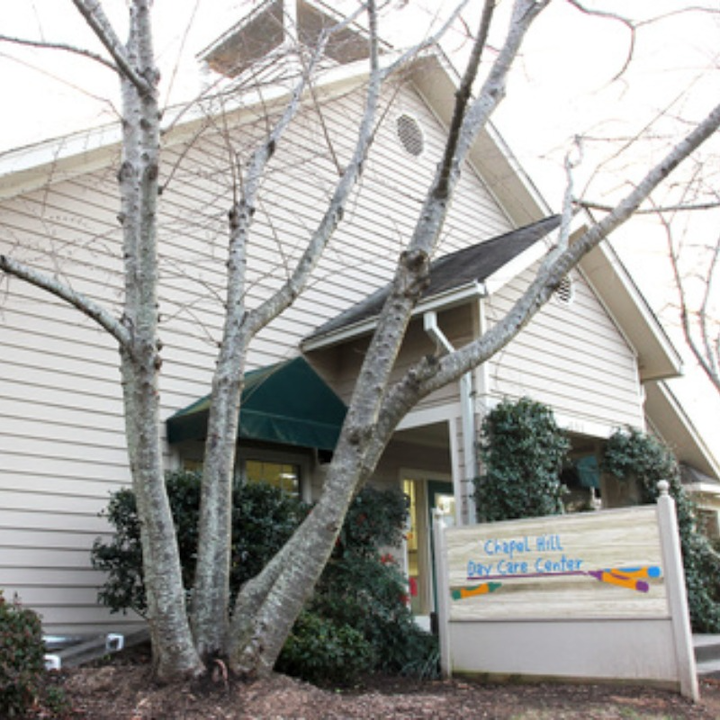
[200,0,386,79]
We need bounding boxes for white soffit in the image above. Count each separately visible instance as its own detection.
[0,47,402,199]
[644,380,720,480]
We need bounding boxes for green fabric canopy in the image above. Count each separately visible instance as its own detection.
[166,357,347,451]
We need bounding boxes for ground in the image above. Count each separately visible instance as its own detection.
[53,669,720,719]
[35,644,720,720]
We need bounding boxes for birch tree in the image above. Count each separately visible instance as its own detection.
[2,0,720,683]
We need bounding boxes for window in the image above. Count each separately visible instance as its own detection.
[697,508,720,540]
[244,459,300,496]
[181,448,309,499]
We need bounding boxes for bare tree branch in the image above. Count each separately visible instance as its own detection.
[579,200,720,214]
[324,0,547,464]
[381,0,474,80]
[70,0,150,94]
[162,0,202,114]
[565,0,635,80]
[0,253,129,347]
[434,0,495,201]
[245,3,384,332]
[192,0,387,658]
[635,6,720,28]
[0,33,118,73]
[198,1,384,378]
[366,90,720,449]
[661,206,720,393]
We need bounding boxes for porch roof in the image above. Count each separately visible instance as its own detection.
[303,215,561,349]
[166,356,347,451]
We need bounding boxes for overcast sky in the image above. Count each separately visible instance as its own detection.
[1,0,719,457]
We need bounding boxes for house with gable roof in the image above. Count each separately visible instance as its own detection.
[1,0,718,638]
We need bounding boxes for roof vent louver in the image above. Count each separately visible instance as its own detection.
[396,114,424,157]
[556,275,574,305]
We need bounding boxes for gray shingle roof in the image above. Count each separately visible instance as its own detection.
[305,215,561,343]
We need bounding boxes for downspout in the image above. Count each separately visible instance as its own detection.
[423,311,477,526]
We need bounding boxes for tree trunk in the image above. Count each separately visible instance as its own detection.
[117,1,203,681]
[191,347,248,658]
[227,432,381,675]
[120,353,203,679]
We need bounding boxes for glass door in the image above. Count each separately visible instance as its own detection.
[427,480,455,613]
[403,478,454,617]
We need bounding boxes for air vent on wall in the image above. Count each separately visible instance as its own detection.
[556,275,574,305]
[396,114,424,157]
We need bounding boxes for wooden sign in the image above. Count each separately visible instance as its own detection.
[444,506,667,621]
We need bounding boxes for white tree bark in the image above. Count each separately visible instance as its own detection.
[114,1,204,680]
[190,0,386,658]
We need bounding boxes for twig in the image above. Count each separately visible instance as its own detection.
[0,33,118,73]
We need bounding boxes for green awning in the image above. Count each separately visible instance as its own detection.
[166,357,347,451]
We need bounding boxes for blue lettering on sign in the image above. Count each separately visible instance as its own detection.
[535,534,564,552]
[467,560,494,577]
[497,559,528,575]
[467,533,585,580]
[483,536,531,559]
[534,556,583,573]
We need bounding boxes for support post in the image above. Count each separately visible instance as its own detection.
[432,508,452,677]
[656,480,699,701]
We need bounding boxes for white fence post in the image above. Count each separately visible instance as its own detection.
[656,480,699,701]
[432,509,452,678]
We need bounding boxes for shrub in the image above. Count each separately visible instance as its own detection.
[91,485,146,615]
[306,547,437,678]
[474,397,570,522]
[338,484,408,556]
[91,471,309,616]
[93,474,437,683]
[0,591,46,718]
[277,485,437,683]
[276,610,376,686]
[603,428,720,633]
[230,479,310,593]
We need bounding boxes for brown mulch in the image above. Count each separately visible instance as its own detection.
[36,643,720,719]
[54,667,720,719]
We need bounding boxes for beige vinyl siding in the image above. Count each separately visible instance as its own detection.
[0,274,134,632]
[0,170,222,631]
[373,439,451,488]
[485,265,644,432]
[326,311,464,417]
[0,78,509,633]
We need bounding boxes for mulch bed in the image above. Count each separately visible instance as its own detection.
[32,641,720,719]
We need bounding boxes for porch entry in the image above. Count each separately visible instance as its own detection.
[403,476,455,618]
